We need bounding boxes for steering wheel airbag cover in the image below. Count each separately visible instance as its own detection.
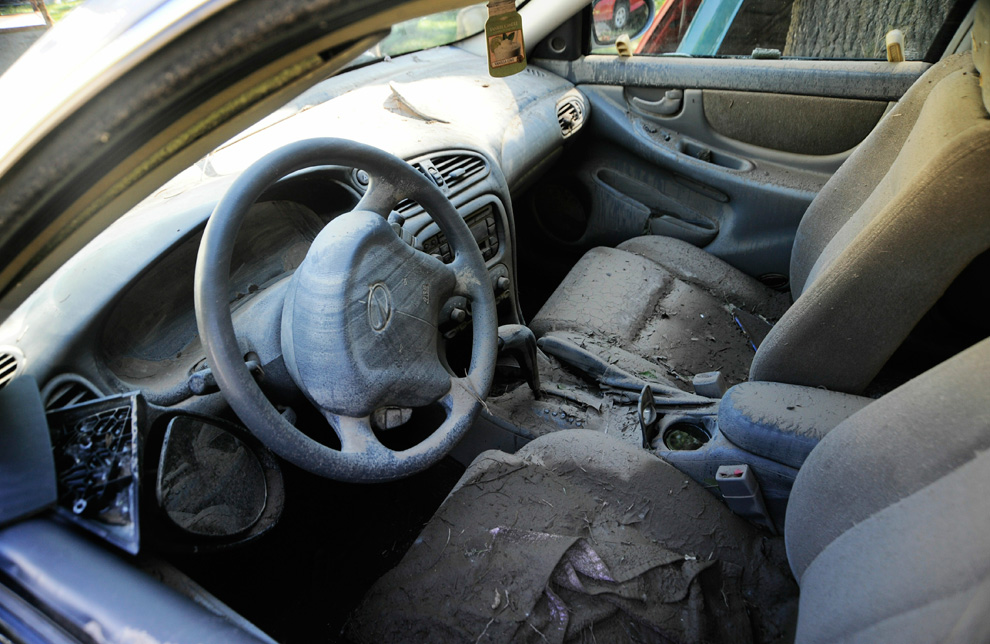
[281,210,455,417]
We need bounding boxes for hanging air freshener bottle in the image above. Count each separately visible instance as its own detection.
[486,1,526,78]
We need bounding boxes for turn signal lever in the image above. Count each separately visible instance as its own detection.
[497,324,540,399]
[187,360,262,396]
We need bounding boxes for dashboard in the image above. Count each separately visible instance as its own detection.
[3,45,588,404]
[0,45,589,550]
[99,148,519,406]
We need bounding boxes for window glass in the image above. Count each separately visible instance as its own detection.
[1,0,83,75]
[360,1,525,62]
[375,5,489,59]
[589,0,961,60]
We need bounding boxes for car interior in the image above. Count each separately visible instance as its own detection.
[0,0,989,642]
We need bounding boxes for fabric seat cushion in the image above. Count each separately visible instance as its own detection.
[785,336,990,580]
[795,449,990,644]
[788,340,990,643]
[531,236,788,389]
[788,52,975,297]
[347,430,798,643]
[752,56,990,392]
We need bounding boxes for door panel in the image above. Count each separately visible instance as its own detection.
[700,90,888,155]
[566,86,820,280]
[529,56,927,284]
[621,86,869,173]
[549,143,727,249]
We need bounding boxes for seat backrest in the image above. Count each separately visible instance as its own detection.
[785,335,990,643]
[749,6,990,393]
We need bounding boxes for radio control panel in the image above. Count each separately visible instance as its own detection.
[420,204,498,264]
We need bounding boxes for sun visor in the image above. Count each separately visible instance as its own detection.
[0,377,57,527]
[975,0,990,110]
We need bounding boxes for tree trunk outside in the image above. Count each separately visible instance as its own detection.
[28,0,53,27]
[784,0,953,59]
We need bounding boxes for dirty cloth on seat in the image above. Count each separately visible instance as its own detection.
[346,430,797,643]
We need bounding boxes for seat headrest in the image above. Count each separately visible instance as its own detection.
[975,0,990,109]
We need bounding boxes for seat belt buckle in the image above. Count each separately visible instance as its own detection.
[716,464,776,534]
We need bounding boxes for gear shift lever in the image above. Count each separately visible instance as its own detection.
[497,324,541,398]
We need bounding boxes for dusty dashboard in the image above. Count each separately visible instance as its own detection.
[23,150,523,556]
[99,146,520,405]
[0,44,589,554]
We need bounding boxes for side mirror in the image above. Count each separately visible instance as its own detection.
[591,0,655,47]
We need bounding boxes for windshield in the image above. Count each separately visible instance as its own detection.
[378,4,488,57]
[348,1,525,67]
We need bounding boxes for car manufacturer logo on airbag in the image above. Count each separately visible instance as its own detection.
[368,283,392,331]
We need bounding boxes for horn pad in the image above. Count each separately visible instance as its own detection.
[281,211,455,418]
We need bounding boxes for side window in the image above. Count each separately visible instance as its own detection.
[589,0,962,60]
[1,0,83,76]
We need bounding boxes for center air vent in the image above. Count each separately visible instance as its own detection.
[392,161,433,214]
[389,153,490,216]
[0,351,19,390]
[557,97,585,138]
[432,154,488,190]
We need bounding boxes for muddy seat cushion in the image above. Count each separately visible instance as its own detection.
[531,235,789,390]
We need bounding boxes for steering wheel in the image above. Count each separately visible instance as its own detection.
[194,138,497,483]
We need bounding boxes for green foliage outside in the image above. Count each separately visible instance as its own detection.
[377,10,463,58]
[0,1,82,22]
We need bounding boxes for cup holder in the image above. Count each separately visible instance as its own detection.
[663,422,711,451]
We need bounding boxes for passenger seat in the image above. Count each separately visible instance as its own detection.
[531,7,990,395]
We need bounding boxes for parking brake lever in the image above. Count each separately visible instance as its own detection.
[536,334,712,406]
[638,385,659,449]
[497,324,541,399]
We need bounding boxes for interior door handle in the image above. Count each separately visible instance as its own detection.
[630,89,683,116]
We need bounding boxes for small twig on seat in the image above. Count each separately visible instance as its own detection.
[474,616,495,644]
[529,622,549,642]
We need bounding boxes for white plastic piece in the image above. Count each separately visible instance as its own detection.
[616,34,633,57]
[693,371,726,398]
[886,29,906,63]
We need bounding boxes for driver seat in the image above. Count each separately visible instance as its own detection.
[531,11,990,395]
[347,336,990,643]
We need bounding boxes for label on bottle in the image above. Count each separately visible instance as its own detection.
[486,1,526,78]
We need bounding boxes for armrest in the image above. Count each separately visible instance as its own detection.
[718,382,871,469]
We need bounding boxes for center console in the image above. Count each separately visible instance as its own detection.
[657,381,872,530]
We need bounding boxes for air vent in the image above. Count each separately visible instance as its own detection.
[394,197,419,214]
[0,351,19,390]
[356,153,491,219]
[47,393,141,554]
[432,154,488,190]
[391,162,433,214]
[557,97,585,138]
[42,374,104,411]
[383,154,489,216]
